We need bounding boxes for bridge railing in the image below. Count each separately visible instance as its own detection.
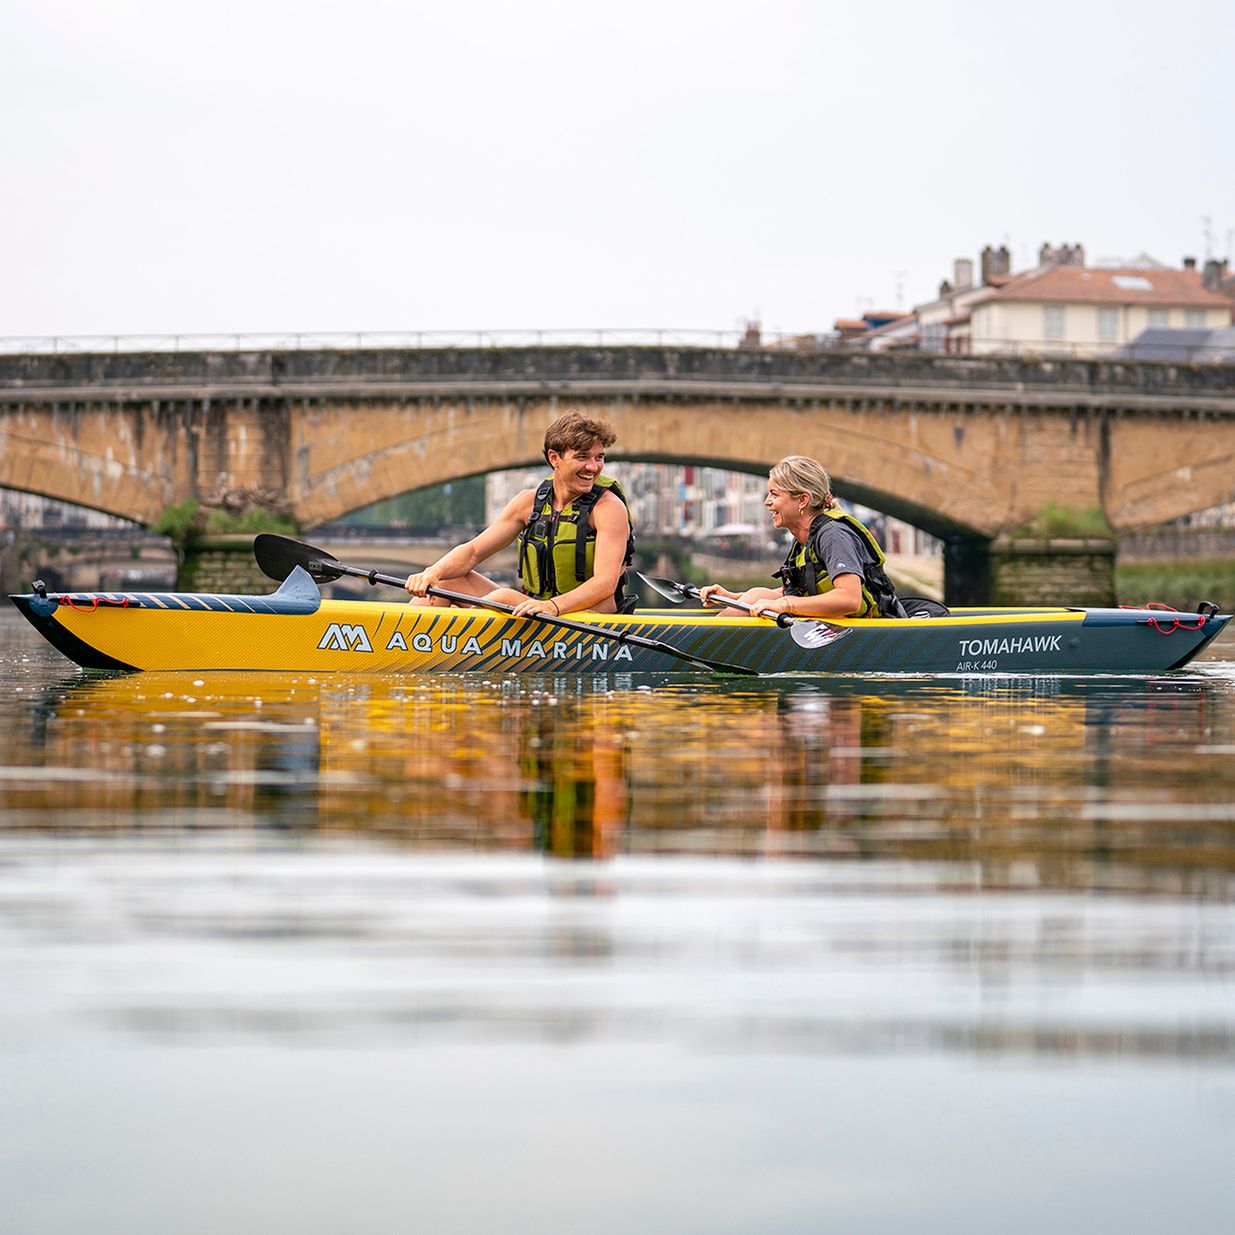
[0,329,786,355]
[3,329,1232,363]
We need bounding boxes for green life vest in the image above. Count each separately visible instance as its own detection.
[775,508,904,619]
[517,475,636,611]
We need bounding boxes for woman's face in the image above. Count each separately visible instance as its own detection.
[764,478,802,528]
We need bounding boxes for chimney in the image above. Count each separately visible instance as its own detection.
[1202,258,1228,291]
[953,257,973,289]
[1183,256,1197,270]
[1039,242,1085,267]
[980,245,1010,284]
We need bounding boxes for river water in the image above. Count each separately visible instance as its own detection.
[2,608,1233,1233]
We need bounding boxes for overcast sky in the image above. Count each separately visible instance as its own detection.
[2,0,1232,341]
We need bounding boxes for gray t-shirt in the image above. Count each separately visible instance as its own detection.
[810,518,877,586]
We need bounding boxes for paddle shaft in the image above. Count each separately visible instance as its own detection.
[309,557,758,676]
[635,570,846,650]
[660,576,799,629]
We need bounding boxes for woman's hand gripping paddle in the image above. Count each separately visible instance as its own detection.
[636,572,843,649]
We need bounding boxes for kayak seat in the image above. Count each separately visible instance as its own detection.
[901,597,951,618]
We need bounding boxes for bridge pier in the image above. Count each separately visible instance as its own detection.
[943,539,991,607]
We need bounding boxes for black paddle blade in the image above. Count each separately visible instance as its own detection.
[253,534,345,584]
[636,572,698,604]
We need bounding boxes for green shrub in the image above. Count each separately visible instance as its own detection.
[152,499,202,554]
[203,509,298,536]
[1116,559,1235,610]
[1013,504,1113,540]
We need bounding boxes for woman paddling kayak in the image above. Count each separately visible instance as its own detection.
[700,455,907,621]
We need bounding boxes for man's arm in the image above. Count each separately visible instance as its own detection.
[405,490,533,596]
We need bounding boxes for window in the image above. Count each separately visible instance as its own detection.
[1185,309,1206,327]
[1097,306,1119,342]
[1043,305,1065,341]
[1148,308,1169,328]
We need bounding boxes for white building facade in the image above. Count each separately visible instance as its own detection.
[969,262,1232,357]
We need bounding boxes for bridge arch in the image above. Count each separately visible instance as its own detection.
[294,398,993,539]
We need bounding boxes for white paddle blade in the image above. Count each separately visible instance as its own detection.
[789,619,849,649]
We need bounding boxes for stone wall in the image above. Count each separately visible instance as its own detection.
[990,538,1116,607]
[179,537,273,595]
[1119,526,1235,561]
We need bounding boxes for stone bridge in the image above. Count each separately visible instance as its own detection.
[3,345,1234,602]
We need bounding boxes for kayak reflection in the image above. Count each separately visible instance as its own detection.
[10,670,1235,892]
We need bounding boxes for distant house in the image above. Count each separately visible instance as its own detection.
[833,309,914,348]
[862,313,918,352]
[915,246,1023,354]
[967,259,1233,357]
[828,243,1234,358]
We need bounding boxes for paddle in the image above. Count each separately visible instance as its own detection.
[636,572,842,650]
[253,534,759,676]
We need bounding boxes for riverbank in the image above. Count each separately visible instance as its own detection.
[1116,558,1235,611]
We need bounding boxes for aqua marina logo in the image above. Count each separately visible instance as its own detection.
[318,623,374,652]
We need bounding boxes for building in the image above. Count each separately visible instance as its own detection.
[0,489,134,531]
[967,256,1233,357]
[832,309,914,348]
[842,242,1234,358]
[914,246,1023,353]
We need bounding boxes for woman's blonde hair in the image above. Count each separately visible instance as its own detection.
[769,455,834,513]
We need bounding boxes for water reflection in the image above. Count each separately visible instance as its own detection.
[6,667,1234,895]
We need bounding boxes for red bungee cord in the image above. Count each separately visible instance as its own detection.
[1120,602,1206,634]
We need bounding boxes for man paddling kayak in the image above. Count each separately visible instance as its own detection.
[701,455,907,620]
[405,410,635,617]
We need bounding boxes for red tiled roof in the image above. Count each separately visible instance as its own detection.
[987,265,1231,308]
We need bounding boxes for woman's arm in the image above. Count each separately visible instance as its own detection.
[751,573,864,618]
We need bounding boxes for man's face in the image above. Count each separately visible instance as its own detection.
[549,442,606,490]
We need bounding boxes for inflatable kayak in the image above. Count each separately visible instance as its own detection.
[9,564,1229,675]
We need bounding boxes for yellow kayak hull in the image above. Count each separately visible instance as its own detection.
[9,566,1230,675]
